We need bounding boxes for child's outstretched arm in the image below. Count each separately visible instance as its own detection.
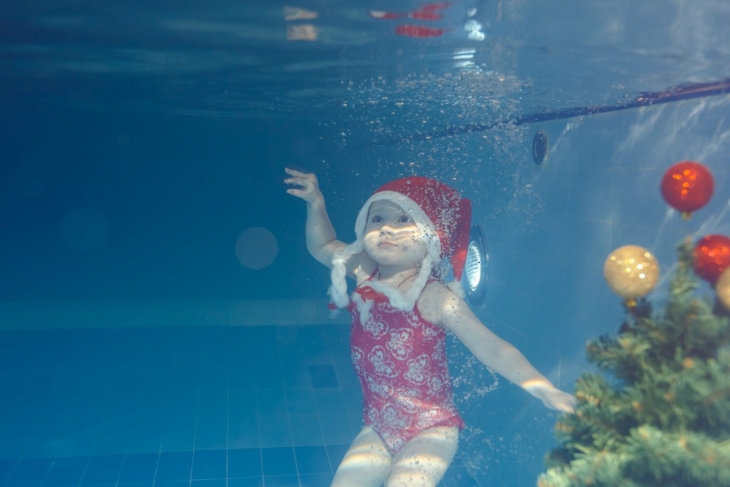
[423,284,576,413]
[284,168,343,267]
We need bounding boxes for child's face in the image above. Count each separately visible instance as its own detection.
[363,200,428,269]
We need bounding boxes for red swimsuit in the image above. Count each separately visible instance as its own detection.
[348,280,464,455]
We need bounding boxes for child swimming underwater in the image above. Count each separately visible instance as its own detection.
[284,168,575,487]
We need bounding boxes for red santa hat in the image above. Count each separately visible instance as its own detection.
[329,176,472,315]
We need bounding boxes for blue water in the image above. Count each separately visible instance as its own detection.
[2,0,730,486]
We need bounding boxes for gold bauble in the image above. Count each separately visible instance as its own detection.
[603,245,660,303]
[716,268,730,310]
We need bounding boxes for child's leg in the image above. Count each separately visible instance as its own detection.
[385,425,459,487]
[331,425,393,487]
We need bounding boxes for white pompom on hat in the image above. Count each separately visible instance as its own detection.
[328,176,472,315]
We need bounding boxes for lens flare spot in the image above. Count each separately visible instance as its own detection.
[235,227,279,270]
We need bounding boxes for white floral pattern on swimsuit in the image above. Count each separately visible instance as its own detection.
[366,373,395,398]
[394,387,422,413]
[368,346,398,378]
[364,312,389,339]
[404,354,430,385]
[386,328,414,360]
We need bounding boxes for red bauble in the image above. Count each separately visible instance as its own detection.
[660,161,714,217]
[693,235,730,285]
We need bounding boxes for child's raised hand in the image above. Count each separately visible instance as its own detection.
[526,382,577,413]
[284,168,323,204]
[541,387,577,413]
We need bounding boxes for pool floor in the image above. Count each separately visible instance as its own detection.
[0,324,479,487]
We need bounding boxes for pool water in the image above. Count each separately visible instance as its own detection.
[1,0,730,486]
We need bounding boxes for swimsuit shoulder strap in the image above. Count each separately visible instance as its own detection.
[356,268,380,289]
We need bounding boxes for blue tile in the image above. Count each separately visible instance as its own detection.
[293,446,330,475]
[43,457,89,487]
[126,423,164,453]
[193,427,227,451]
[325,445,349,474]
[5,458,53,487]
[260,448,296,476]
[190,480,226,487]
[257,416,291,448]
[137,374,171,395]
[228,391,258,416]
[227,449,261,479]
[308,365,338,389]
[261,476,299,487]
[280,364,310,389]
[289,415,323,447]
[299,473,332,487]
[317,415,353,445]
[81,455,124,485]
[191,450,226,480]
[155,451,192,482]
[118,453,158,484]
[312,390,347,415]
[134,401,169,424]
[256,390,288,417]
[441,466,480,487]
[198,369,227,391]
[92,427,132,456]
[227,478,263,487]
[227,416,259,449]
[447,454,464,469]
[196,394,226,419]
[160,428,197,453]
[0,459,18,486]
[154,482,190,487]
[145,349,177,370]
[285,390,317,415]
[228,370,262,390]
[175,350,202,370]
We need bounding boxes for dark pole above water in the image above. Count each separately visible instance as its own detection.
[392,78,730,144]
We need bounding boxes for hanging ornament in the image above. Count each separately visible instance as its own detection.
[604,245,660,307]
[660,161,714,219]
[716,268,730,310]
[693,235,730,285]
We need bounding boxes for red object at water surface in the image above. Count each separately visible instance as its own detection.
[660,161,714,218]
[409,10,443,20]
[410,2,451,20]
[693,235,730,285]
[369,10,403,19]
[395,24,447,37]
[370,2,451,22]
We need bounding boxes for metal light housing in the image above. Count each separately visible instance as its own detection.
[462,225,488,306]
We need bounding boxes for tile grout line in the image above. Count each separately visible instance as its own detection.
[278,327,303,487]
[225,375,230,487]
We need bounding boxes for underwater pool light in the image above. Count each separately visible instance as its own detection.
[532,130,548,165]
[462,225,488,306]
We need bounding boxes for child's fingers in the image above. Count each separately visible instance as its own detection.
[284,175,306,185]
[285,167,314,179]
[284,179,313,193]
[285,168,317,183]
